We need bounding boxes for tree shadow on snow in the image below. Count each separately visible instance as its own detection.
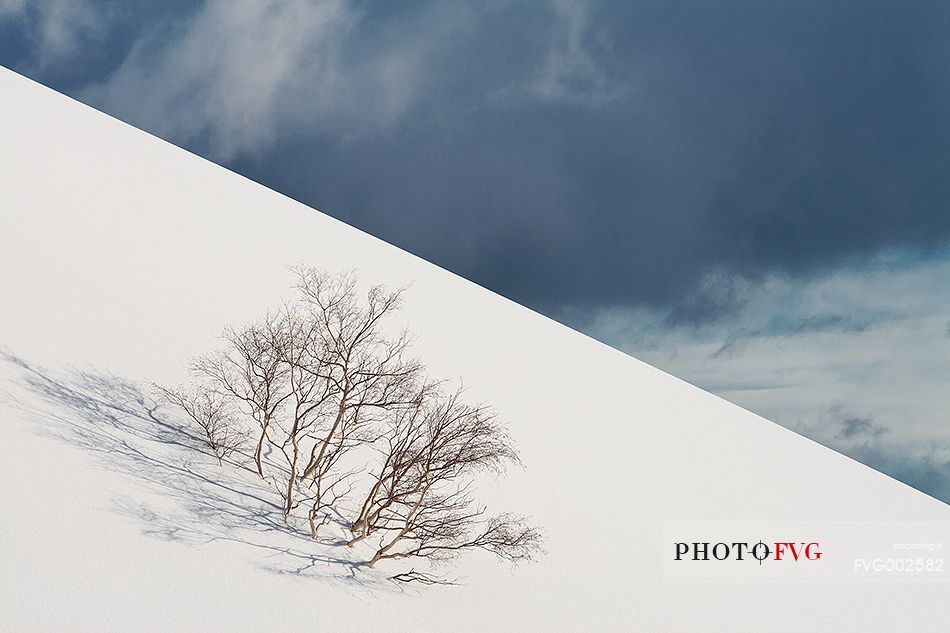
[0,350,396,593]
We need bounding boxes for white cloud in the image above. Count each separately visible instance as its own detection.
[15,0,627,157]
[579,251,950,499]
[81,0,439,160]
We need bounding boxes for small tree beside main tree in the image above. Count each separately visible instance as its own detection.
[159,267,542,584]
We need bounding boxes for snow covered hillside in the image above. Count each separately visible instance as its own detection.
[1,67,947,631]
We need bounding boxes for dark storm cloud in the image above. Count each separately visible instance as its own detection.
[837,416,887,440]
[4,0,950,319]
[237,0,950,318]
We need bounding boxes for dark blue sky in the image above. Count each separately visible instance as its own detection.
[2,0,949,502]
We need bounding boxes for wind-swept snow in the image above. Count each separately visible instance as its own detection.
[1,67,947,631]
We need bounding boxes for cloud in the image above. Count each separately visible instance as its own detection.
[80,0,443,160]
[836,416,887,441]
[711,313,876,359]
[0,0,27,15]
[581,251,950,502]
[523,0,628,106]
[79,0,629,163]
[0,0,104,68]
[848,441,950,504]
[803,409,948,503]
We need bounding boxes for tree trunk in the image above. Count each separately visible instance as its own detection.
[254,415,270,478]
[302,399,346,481]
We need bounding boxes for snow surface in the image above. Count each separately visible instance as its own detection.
[1,66,948,631]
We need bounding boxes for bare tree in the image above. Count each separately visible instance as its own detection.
[169,270,424,521]
[158,267,544,582]
[348,388,543,579]
[192,311,294,479]
[269,305,344,517]
[347,399,428,545]
[156,384,247,465]
[292,269,426,501]
[191,305,343,517]
[369,506,543,576]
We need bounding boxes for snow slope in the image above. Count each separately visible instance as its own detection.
[1,66,947,631]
